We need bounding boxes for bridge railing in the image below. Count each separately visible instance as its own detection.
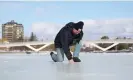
[1,39,133,44]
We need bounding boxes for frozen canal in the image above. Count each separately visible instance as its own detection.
[0,52,133,80]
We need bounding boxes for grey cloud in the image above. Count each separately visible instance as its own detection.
[31,19,133,40]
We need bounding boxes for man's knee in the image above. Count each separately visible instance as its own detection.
[57,58,64,62]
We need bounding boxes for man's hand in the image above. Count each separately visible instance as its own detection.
[69,59,75,63]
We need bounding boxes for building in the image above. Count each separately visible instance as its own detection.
[2,20,24,42]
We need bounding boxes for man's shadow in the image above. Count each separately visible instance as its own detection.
[54,62,84,80]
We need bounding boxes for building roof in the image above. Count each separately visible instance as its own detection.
[3,20,23,25]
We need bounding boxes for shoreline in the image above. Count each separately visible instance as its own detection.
[0,50,133,54]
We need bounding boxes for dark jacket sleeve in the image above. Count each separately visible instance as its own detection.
[79,31,84,41]
[74,31,84,44]
[60,31,72,60]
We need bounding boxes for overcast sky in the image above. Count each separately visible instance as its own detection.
[0,1,133,40]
